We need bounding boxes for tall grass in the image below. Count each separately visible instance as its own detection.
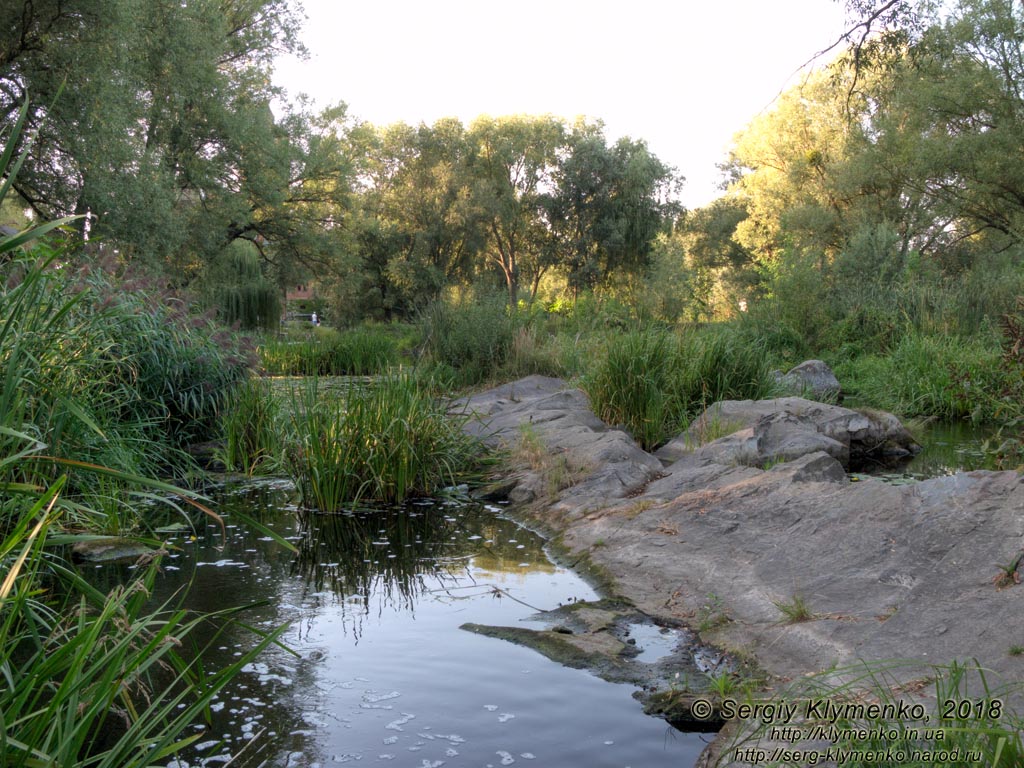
[836,332,1006,421]
[583,327,775,450]
[419,295,515,385]
[259,327,398,376]
[0,480,286,767]
[217,376,283,474]
[284,373,481,511]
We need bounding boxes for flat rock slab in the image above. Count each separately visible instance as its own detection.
[456,375,664,517]
[459,377,1024,765]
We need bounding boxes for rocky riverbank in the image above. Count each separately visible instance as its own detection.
[457,376,1024,766]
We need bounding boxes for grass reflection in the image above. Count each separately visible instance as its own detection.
[291,501,555,618]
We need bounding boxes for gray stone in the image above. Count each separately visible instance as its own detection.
[774,359,842,401]
[458,376,1024,765]
[657,396,920,467]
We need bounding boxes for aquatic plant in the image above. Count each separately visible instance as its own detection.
[259,327,398,376]
[284,373,482,510]
[0,480,286,767]
[217,376,283,474]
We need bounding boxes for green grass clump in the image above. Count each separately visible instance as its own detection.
[584,329,678,450]
[217,377,283,474]
[259,327,399,376]
[836,332,1005,422]
[284,373,482,510]
[583,327,775,450]
[419,295,515,386]
[772,593,816,623]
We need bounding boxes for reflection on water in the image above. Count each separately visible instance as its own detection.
[82,480,709,768]
[857,420,997,483]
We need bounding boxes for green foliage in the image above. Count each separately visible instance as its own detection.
[838,332,1006,422]
[583,327,775,450]
[0,257,253,521]
[283,374,482,510]
[584,329,678,450]
[419,295,516,386]
[217,377,282,474]
[0,129,280,766]
[200,242,281,331]
[259,327,399,376]
[1,1,352,275]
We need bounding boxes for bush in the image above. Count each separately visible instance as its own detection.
[0,250,254,512]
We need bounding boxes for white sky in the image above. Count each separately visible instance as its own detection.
[273,0,850,209]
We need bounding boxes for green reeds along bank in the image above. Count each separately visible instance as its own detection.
[284,373,481,511]
[217,377,282,474]
[584,328,775,451]
[259,328,399,376]
[0,480,286,768]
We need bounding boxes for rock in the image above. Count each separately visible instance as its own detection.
[71,537,160,564]
[753,411,849,467]
[657,396,920,468]
[458,376,1024,761]
[774,359,841,401]
[455,376,664,517]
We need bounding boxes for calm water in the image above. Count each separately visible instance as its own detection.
[84,479,711,768]
[855,420,996,482]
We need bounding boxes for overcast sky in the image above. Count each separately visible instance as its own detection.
[273,0,850,208]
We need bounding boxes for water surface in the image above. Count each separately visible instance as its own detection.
[87,480,711,767]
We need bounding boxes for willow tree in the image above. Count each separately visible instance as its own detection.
[466,115,565,308]
[0,0,353,282]
[542,121,679,298]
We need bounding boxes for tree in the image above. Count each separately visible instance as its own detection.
[542,121,680,299]
[0,0,353,281]
[341,118,483,319]
[465,115,565,308]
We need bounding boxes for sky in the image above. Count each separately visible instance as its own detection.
[273,0,851,209]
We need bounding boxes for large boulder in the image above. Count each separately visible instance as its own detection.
[655,396,920,468]
[773,359,841,401]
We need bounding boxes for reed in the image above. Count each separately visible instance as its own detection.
[583,327,775,450]
[284,373,481,511]
[217,376,283,474]
[259,327,398,376]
